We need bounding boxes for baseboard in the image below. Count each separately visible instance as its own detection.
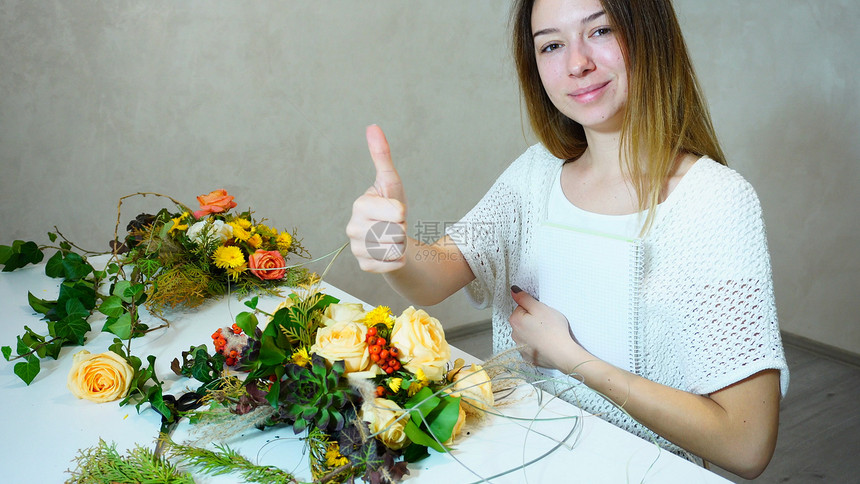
[781,331,860,369]
[445,322,860,369]
[445,319,492,341]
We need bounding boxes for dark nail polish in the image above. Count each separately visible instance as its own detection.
[511,285,522,293]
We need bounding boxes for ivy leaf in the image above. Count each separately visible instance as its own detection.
[58,280,97,311]
[44,251,65,278]
[98,295,125,318]
[14,354,41,385]
[1,346,11,361]
[54,315,91,346]
[0,245,12,265]
[61,252,92,281]
[27,292,56,316]
[113,280,133,303]
[47,232,57,243]
[103,312,133,339]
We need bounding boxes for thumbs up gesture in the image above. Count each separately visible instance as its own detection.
[347,125,409,272]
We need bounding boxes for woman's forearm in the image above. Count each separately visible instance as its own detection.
[383,235,475,306]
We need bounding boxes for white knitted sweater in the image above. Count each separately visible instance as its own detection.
[447,144,789,460]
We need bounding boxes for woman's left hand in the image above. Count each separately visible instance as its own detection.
[508,285,590,371]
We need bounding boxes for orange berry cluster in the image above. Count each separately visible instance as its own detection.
[366,326,401,375]
[211,323,245,366]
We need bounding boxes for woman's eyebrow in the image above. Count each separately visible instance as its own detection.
[533,10,606,39]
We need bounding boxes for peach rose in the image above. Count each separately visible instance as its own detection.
[390,306,451,381]
[449,364,494,415]
[248,249,286,280]
[193,189,237,218]
[320,302,366,327]
[67,350,134,403]
[360,398,409,450]
[310,320,370,373]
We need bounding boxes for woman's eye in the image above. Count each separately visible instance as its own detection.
[591,27,612,38]
[540,42,563,53]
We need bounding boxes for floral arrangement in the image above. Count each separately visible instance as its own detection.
[1,189,315,387]
[116,189,314,313]
[1,190,496,483]
[155,290,494,483]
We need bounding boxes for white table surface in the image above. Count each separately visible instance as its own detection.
[0,259,730,483]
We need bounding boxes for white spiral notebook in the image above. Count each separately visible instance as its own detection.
[536,222,644,374]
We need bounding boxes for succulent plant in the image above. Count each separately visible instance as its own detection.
[273,355,353,434]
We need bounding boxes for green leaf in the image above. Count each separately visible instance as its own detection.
[47,232,57,242]
[27,292,56,316]
[44,251,65,278]
[1,346,11,361]
[98,295,125,318]
[235,312,258,336]
[65,297,90,320]
[61,252,92,280]
[402,442,430,463]
[14,354,41,385]
[103,312,133,339]
[266,378,281,408]
[113,280,133,303]
[54,316,91,346]
[243,296,259,310]
[405,387,441,427]
[58,280,97,310]
[0,245,13,265]
[425,395,460,444]
[404,420,446,453]
[259,337,288,366]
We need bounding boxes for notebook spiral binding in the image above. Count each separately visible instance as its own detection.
[629,238,645,376]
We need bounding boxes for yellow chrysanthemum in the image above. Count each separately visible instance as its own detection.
[325,443,348,468]
[228,222,251,242]
[388,377,403,393]
[255,224,276,238]
[363,306,395,329]
[226,263,247,281]
[291,347,311,367]
[407,369,429,396]
[247,233,263,249]
[213,246,245,270]
[235,218,252,229]
[168,212,190,234]
[277,231,293,251]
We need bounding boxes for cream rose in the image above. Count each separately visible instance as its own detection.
[186,219,233,245]
[320,302,366,327]
[449,364,494,415]
[390,306,451,381]
[310,320,370,373]
[360,398,409,450]
[67,350,134,403]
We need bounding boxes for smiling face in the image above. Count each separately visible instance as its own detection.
[531,0,628,134]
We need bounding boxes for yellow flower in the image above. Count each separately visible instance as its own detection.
[291,347,311,367]
[67,350,134,403]
[277,231,293,251]
[235,218,252,229]
[363,306,395,329]
[226,263,247,281]
[247,233,263,249]
[228,221,251,242]
[388,377,403,393]
[407,368,429,396]
[325,443,348,467]
[255,224,275,238]
[390,307,451,381]
[168,213,190,234]
[213,246,245,269]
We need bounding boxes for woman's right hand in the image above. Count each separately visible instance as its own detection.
[346,125,409,273]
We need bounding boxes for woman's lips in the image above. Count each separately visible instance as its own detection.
[569,80,610,103]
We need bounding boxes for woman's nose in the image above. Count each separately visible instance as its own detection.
[567,43,595,77]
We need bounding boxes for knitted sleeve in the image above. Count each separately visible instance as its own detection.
[643,161,790,398]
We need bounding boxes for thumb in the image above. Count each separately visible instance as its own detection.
[366,124,405,202]
[511,285,539,312]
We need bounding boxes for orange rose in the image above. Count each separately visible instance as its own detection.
[193,189,237,218]
[248,249,286,280]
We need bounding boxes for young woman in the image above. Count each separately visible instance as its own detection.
[346,0,788,478]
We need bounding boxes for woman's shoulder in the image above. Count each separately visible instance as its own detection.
[681,157,762,207]
[503,143,564,181]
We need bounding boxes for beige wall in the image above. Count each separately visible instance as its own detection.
[1,1,857,354]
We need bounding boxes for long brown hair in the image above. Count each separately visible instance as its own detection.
[511,0,726,232]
